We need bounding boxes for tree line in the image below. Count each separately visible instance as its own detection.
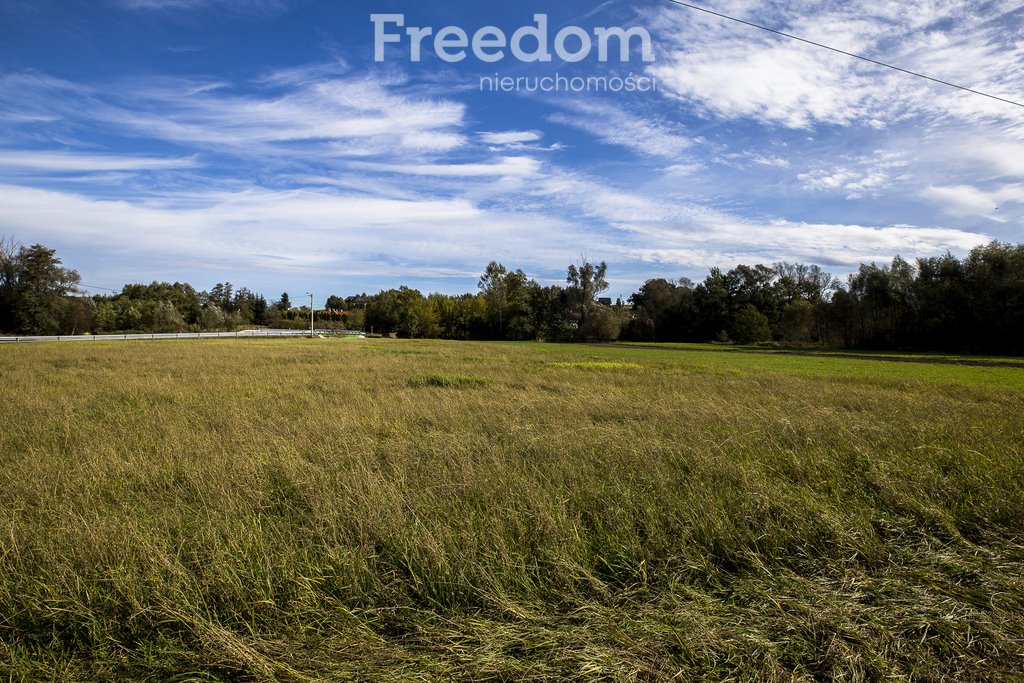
[2,236,1022,353]
[622,245,1024,354]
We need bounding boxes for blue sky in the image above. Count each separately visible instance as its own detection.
[1,0,1022,304]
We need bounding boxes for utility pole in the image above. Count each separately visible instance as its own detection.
[305,292,314,338]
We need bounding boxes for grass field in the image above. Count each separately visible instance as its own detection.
[1,338,1023,681]
[612,341,1024,367]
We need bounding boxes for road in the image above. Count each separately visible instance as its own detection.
[0,330,365,343]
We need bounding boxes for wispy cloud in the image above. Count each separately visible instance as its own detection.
[0,150,199,172]
[116,0,287,14]
[647,0,1024,130]
[549,100,693,158]
[922,183,1024,223]
[532,172,990,270]
[2,0,1019,296]
[0,183,588,283]
[479,131,542,146]
[0,70,468,161]
[798,150,910,199]
[348,156,542,178]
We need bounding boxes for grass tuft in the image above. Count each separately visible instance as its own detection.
[546,361,642,370]
[409,373,490,388]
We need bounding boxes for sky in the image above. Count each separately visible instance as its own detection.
[1,0,1023,304]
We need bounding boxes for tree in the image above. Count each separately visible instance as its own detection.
[206,282,234,311]
[251,294,269,326]
[199,305,226,331]
[475,262,539,340]
[692,268,733,341]
[566,259,609,337]
[503,271,537,340]
[530,284,571,341]
[478,261,509,338]
[276,292,292,312]
[62,296,96,335]
[580,304,620,341]
[962,241,1024,353]
[628,278,692,341]
[365,289,401,335]
[147,301,187,333]
[430,292,488,340]
[2,243,81,335]
[730,304,771,344]
[93,300,118,333]
[844,258,918,349]
[364,287,437,338]
[231,287,256,324]
[394,287,438,338]
[116,281,202,326]
[776,300,815,343]
[0,236,20,332]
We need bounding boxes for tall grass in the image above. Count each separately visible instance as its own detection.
[1,339,1022,681]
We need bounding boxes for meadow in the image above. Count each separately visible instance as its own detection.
[1,338,1022,681]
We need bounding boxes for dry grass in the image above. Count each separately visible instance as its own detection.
[1,338,1022,681]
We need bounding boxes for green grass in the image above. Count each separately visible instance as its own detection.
[616,340,1024,365]
[1,338,1023,681]
[409,373,490,388]
[577,342,1024,390]
[546,361,643,370]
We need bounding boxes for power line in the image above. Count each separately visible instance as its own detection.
[663,0,1024,110]
[79,284,120,292]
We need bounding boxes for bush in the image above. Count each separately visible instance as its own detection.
[731,304,771,344]
[581,305,621,341]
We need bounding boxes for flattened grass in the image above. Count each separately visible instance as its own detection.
[1,338,1023,681]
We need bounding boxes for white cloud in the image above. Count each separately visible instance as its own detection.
[959,139,1024,178]
[1,27,1012,295]
[0,150,199,172]
[0,183,589,280]
[923,185,1001,220]
[256,61,350,88]
[532,173,990,270]
[347,156,541,178]
[479,130,542,145]
[3,164,991,294]
[922,183,1024,222]
[663,162,703,176]
[799,150,910,199]
[714,151,792,170]
[647,0,1024,130]
[548,100,692,158]
[750,154,790,168]
[0,71,468,159]
[117,0,286,13]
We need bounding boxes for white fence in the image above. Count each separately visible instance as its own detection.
[0,330,365,343]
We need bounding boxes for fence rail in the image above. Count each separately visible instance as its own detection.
[0,330,365,344]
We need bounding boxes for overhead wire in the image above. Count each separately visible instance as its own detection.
[663,0,1024,110]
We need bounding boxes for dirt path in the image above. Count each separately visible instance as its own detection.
[594,343,1024,369]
